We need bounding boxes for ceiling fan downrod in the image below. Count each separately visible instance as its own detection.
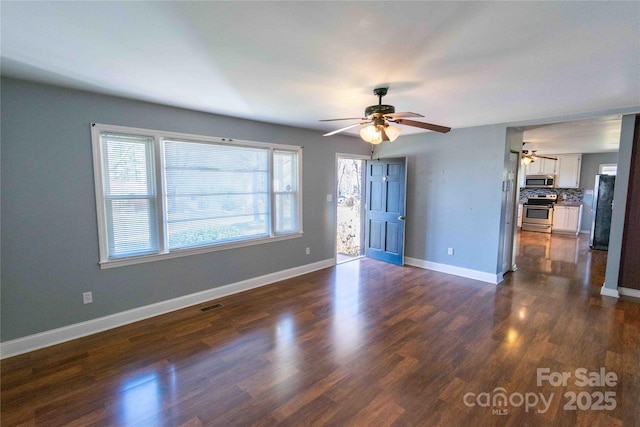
[366,87,395,117]
[373,87,387,104]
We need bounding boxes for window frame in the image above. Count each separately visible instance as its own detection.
[91,123,303,269]
[598,163,618,176]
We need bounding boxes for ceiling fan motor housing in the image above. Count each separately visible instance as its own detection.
[365,104,395,117]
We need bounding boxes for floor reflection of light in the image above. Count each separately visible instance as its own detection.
[518,307,527,320]
[332,261,362,359]
[507,327,519,344]
[274,314,299,394]
[167,365,177,411]
[120,372,161,426]
[275,314,296,360]
[582,250,593,286]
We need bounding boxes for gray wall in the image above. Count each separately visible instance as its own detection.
[0,77,370,341]
[579,152,619,231]
[604,114,637,291]
[375,125,508,275]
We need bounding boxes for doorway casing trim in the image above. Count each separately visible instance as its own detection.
[334,153,370,264]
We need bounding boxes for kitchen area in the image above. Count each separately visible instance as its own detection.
[510,114,640,301]
[517,150,617,251]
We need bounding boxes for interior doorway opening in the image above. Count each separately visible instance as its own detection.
[336,156,366,263]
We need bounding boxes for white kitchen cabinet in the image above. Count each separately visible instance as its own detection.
[552,205,582,236]
[553,206,566,230]
[555,154,582,188]
[524,158,557,175]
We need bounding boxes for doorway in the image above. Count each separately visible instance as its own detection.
[336,156,367,263]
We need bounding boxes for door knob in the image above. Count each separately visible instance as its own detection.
[398,216,406,220]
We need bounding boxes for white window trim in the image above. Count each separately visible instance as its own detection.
[598,163,617,175]
[91,123,303,269]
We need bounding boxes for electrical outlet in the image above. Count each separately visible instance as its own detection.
[83,291,93,304]
[306,247,311,255]
[447,247,454,256]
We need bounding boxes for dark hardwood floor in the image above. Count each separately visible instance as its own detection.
[2,231,638,426]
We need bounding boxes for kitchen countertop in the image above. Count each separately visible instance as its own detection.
[555,201,583,207]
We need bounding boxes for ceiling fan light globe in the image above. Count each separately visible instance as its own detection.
[385,125,401,141]
[361,125,382,144]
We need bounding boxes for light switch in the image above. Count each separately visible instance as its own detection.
[326,194,333,202]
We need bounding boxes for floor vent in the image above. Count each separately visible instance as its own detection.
[200,303,223,312]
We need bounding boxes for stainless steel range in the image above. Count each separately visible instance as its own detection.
[522,194,557,233]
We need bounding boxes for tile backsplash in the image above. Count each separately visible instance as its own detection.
[519,188,583,203]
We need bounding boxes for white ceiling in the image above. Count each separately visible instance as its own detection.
[2,2,639,149]
[523,115,623,155]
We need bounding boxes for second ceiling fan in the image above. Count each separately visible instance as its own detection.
[522,142,557,165]
[321,87,451,144]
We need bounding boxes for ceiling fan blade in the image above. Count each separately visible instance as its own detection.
[529,150,558,161]
[384,112,424,119]
[319,117,365,122]
[323,122,366,137]
[394,119,451,133]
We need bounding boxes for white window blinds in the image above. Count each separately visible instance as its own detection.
[164,140,270,248]
[273,150,299,234]
[100,133,158,258]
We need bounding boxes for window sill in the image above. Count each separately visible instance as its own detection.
[98,232,304,269]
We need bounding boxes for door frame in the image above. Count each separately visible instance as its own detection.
[502,150,521,275]
[334,153,370,264]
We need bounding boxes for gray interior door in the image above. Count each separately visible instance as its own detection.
[365,158,407,265]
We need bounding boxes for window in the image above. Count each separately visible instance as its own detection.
[100,133,159,258]
[599,163,617,176]
[92,123,302,268]
[273,150,299,234]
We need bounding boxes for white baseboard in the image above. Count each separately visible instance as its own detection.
[619,287,640,299]
[0,259,335,359]
[405,257,501,284]
[600,284,620,298]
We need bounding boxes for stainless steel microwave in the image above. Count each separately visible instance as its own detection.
[525,175,555,188]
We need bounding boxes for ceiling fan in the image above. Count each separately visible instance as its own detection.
[522,142,557,164]
[320,87,451,144]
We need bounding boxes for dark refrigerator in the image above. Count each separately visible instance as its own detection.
[590,174,616,250]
